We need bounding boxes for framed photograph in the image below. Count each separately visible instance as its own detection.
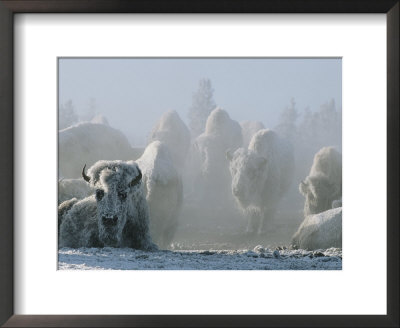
[56,56,343,269]
[0,0,398,327]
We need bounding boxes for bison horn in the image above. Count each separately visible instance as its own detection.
[82,164,90,183]
[130,169,142,187]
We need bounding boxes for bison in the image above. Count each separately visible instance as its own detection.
[299,146,342,216]
[59,122,143,179]
[147,110,190,170]
[291,207,342,250]
[190,108,242,206]
[58,178,93,204]
[240,120,265,148]
[135,141,183,248]
[227,129,294,234]
[58,160,157,250]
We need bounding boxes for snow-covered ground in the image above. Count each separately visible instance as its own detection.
[58,246,342,270]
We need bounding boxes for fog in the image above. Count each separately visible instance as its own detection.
[58,58,342,250]
[59,58,341,146]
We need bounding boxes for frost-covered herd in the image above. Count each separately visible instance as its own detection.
[58,107,342,256]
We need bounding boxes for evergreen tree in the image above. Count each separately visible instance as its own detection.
[298,98,341,151]
[59,99,78,130]
[275,98,298,144]
[188,79,216,137]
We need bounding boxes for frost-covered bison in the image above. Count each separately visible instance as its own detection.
[299,147,342,216]
[240,120,265,148]
[332,198,342,208]
[135,141,183,248]
[59,122,143,179]
[291,207,342,250]
[227,129,295,233]
[148,110,190,170]
[58,178,94,204]
[59,160,157,250]
[191,108,242,204]
[90,114,109,125]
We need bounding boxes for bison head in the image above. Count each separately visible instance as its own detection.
[299,174,338,216]
[227,148,268,208]
[82,161,143,247]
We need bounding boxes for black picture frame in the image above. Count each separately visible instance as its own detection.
[0,1,398,327]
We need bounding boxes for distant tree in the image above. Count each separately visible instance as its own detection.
[275,98,299,144]
[298,99,341,151]
[188,78,216,138]
[317,99,341,148]
[80,97,97,122]
[275,99,342,208]
[277,98,342,210]
[59,99,78,130]
[294,98,342,182]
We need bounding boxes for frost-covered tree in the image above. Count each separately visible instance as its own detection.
[298,100,341,192]
[276,98,342,212]
[59,100,78,130]
[275,98,299,144]
[80,97,97,122]
[298,99,341,152]
[188,78,216,138]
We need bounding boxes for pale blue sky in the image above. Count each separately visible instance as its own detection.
[59,58,341,146]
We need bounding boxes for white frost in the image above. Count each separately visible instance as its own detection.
[58,246,342,270]
[59,122,140,179]
[291,207,342,250]
[135,141,183,248]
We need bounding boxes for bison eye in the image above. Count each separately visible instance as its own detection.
[96,189,104,201]
[118,191,127,200]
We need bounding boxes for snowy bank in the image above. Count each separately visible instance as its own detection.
[58,247,342,270]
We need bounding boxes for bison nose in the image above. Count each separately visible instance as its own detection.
[102,216,118,227]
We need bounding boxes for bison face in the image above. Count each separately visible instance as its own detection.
[300,175,337,216]
[82,162,142,247]
[227,148,268,208]
[95,185,130,246]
